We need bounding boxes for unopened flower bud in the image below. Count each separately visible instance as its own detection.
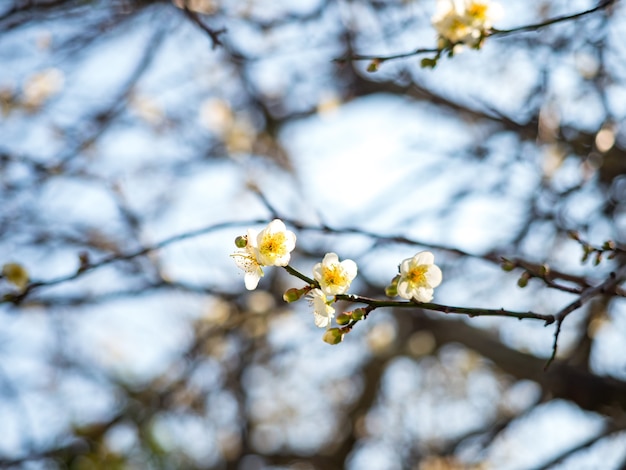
[367,59,382,73]
[421,57,438,69]
[594,252,603,266]
[336,312,352,325]
[351,308,366,321]
[283,287,306,303]
[2,263,29,291]
[385,275,400,298]
[501,259,515,272]
[603,240,616,251]
[322,328,344,345]
[234,235,248,248]
[517,272,531,288]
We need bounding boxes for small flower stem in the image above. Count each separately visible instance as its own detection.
[283,265,318,287]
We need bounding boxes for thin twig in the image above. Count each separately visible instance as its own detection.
[544,264,626,370]
[283,265,317,286]
[531,423,626,470]
[492,0,616,36]
[181,3,225,49]
[1,218,602,305]
[2,219,270,304]
[335,293,555,324]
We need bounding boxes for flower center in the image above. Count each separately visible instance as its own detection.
[322,265,346,287]
[259,232,287,258]
[467,3,488,21]
[407,265,428,287]
[447,18,470,38]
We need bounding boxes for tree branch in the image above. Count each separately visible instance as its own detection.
[335,293,555,324]
[544,264,626,370]
[181,2,225,49]
[334,0,617,64]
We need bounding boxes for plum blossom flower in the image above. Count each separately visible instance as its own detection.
[307,288,335,328]
[253,219,296,267]
[432,0,500,47]
[313,253,358,296]
[397,251,442,303]
[231,219,296,290]
[231,229,264,290]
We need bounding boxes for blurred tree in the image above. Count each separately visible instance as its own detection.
[1,0,626,469]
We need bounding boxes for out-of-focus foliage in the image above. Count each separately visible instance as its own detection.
[1,0,626,469]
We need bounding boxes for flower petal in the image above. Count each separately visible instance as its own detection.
[397,280,412,299]
[413,287,434,303]
[399,258,412,275]
[246,229,258,247]
[314,312,331,328]
[322,252,339,265]
[413,251,435,266]
[426,265,443,287]
[313,262,324,282]
[341,259,358,280]
[267,219,286,233]
[244,270,262,290]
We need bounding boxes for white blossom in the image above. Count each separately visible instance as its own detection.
[308,288,335,328]
[313,252,358,296]
[231,229,264,290]
[253,219,296,267]
[432,0,500,47]
[397,251,443,303]
[231,219,296,289]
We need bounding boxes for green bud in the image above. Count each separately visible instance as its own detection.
[420,57,438,69]
[322,328,344,345]
[385,275,400,298]
[602,240,616,251]
[2,262,29,291]
[385,284,397,297]
[501,259,516,272]
[283,287,305,303]
[336,312,352,326]
[351,308,366,321]
[539,264,550,276]
[234,235,247,248]
[367,59,382,73]
[517,272,530,288]
[594,252,602,266]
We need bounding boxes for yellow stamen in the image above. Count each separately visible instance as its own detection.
[467,3,488,20]
[322,265,346,287]
[259,232,287,257]
[407,265,428,287]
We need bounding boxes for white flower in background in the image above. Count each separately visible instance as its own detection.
[23,68,64,108]
[231,230,264,290]
[397,251,442,302]
[308,288,335,328]
[253,219,296,267]
[432,0,500,47]
[172,0,218,14]
[313,252,358,296]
